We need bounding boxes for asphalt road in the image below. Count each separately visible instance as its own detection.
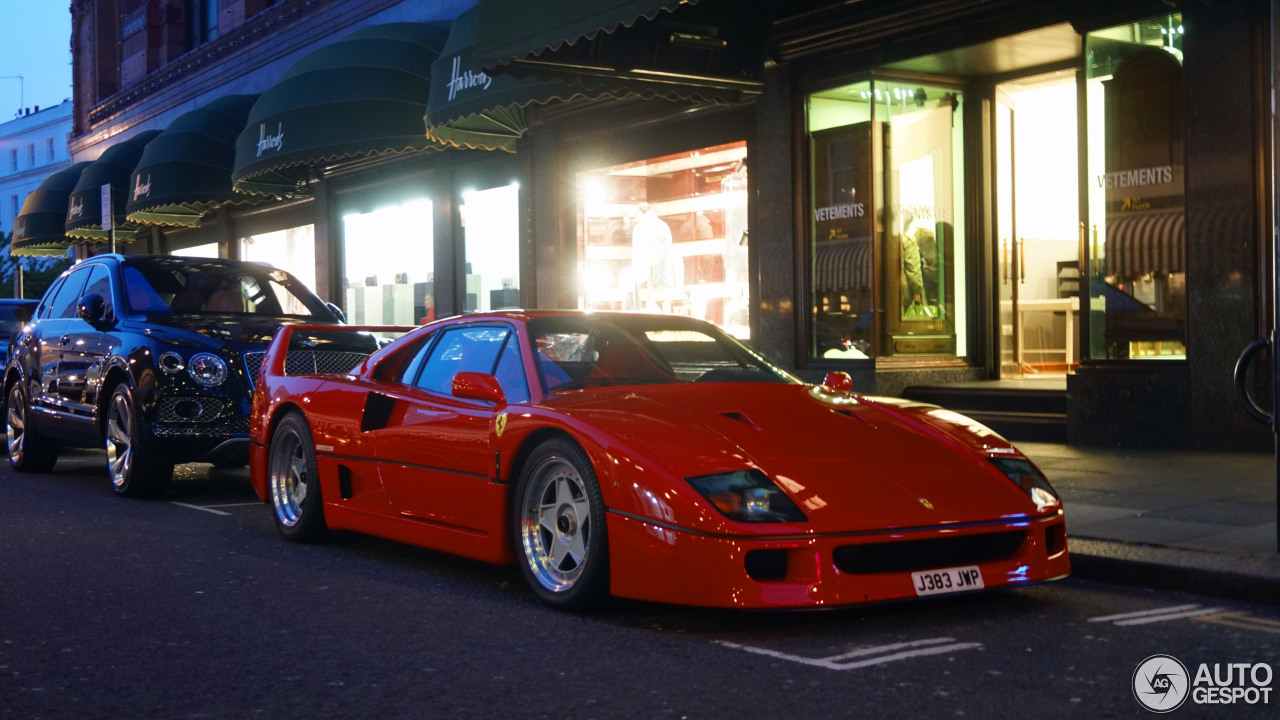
[1,450,1277,720]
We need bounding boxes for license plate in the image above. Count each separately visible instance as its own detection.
[911,565,984,596]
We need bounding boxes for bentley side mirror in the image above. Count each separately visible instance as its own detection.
[76,293,108,326]
[452,371,506,406]
[822,371,853,392]
[326,301,347,324]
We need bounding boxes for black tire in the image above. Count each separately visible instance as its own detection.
[105,382,174,498]
[512,438,610,611]
[6,381,58,472]
[267,412,328,542]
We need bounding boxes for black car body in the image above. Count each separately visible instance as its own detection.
[4,254,375,496]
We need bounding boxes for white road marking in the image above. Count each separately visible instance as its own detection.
[170,502,231,516]
[1194,611,1280,635]
[201,502,262,508]
[717,637,982,671]
[1089,604,1226,626]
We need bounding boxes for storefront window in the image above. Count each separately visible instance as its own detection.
[240,225,316,292]
[462,184,520,312]
[807,81,966,359]
[579,141,750,338]
[1085,14,1186,359]
[342,199,433,325]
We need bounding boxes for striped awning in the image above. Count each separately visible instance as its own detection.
[814,240,873,293]
[1104,210,1185,278]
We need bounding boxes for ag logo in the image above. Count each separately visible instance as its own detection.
[495,412,507,438]
[1133,654,1190,713]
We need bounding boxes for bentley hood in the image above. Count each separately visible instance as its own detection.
[127,314,315,351]
[547,383,1047,532]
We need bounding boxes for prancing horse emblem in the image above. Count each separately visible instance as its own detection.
[918,498,935,510]
[495,412,508,438]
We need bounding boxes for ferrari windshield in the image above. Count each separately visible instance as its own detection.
[528,315,799,393]
[121,257,332,318]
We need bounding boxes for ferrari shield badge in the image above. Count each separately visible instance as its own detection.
[495,412,508,438]
[918,498,935,510]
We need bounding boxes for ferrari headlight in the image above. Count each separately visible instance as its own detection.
[989,456,1060,509]
[187,353,228,387]
[686,469,807,523]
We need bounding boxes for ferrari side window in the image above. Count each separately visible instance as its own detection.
[493,334,530,404]
[414,326,511,395]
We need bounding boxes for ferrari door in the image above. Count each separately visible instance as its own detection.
[372,323,517,532]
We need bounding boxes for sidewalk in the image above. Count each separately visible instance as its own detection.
[1018,442,1280,603]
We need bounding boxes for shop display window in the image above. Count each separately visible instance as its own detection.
[239,224,316,292]
[578,141,750,339]
[1084,14,1187,359]
[173,242,219,258]
[461,184,521,312]
[807,81,966,360]
[342,199,434,325]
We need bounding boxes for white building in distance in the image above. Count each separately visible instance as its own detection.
[0,101,73,235]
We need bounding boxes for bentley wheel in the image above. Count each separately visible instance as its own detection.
[105,383,173,498]
[6,382,58,472]
[514,438,609,610]
[268,412,327,542]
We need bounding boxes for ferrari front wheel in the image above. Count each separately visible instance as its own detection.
[268,412,328,542]
[513,438,609,611]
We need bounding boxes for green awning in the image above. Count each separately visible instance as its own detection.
[65,130,162,242]
[126,94,264,227]
[232,23,450,197]
[427,8,584,152]
[472,0,762,103]
[10,161,91,257]
[474,0,691,67]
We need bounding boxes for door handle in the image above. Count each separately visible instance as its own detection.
[1001,239,1009,285]
[1018,239,1026,284]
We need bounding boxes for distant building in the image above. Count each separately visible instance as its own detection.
[0,101,73,235]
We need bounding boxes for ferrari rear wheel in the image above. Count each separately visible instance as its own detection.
[7,382,58,472]
[268,412,328,542]
[514,438,609,611]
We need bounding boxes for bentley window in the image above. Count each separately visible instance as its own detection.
[121,258,331,317]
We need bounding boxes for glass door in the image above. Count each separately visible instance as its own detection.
[995,88,1019,377]
[995,72,1080,378]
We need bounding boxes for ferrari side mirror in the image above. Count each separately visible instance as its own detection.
[453,371,507,406]
[822,371,853,392]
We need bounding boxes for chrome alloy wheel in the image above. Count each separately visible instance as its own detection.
[520,456,593,593]
[6,385,26,462]
[105,391,134,490]
[269,424,308,528]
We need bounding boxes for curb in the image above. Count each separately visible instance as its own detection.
[1068,537,1280,606]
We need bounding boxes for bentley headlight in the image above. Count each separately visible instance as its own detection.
[686,469,807,523]
[187,353,228,387]
[989,456,1060,509]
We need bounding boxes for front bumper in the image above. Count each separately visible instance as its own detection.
[606,511,1070,609]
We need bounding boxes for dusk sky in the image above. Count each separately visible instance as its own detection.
[0,2,73,119]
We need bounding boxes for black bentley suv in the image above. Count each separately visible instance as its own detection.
[4,255,375,497]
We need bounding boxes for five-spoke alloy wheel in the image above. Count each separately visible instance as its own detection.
[268,412,327,542]
[514,438,609,610]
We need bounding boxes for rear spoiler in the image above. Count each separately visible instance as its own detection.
[259,324,417,381]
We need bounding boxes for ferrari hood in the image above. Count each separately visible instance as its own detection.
[548,383,1041,531]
